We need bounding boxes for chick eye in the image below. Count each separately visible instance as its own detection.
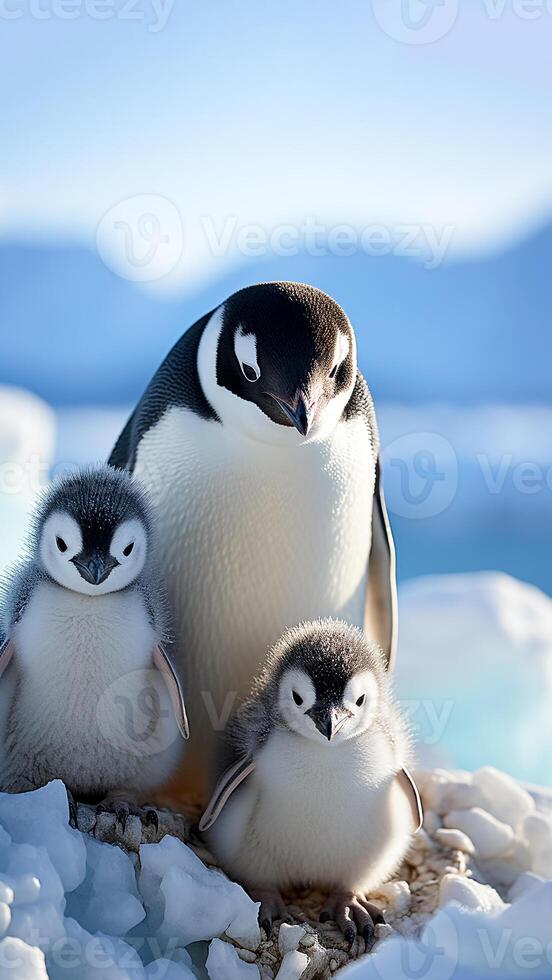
[292,690,304,706]
[56,536,67,553]
[329,363,338,380]
[122,542,134,557]
[241,362,260,383]
[356,694,365,707]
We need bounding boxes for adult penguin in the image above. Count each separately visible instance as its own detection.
[109,282,396,794]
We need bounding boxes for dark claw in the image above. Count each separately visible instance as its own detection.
[66,789,78,828]
[344,926,356,946]
[114,803,129,832]
[319,910,331,923]
[144,809,159,832]
[363,923,375,945]
[261,917,271,937]
[371,911,385,926]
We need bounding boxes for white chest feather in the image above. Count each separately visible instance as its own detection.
[134,407,374,742]
[208,728,413,893]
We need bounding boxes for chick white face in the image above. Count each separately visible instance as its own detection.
[197,294,357,448]
[278,667,380,745]
[39,511,147,596]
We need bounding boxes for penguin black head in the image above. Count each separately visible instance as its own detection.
[259,619,389,744]
[33,464,153,596]
[198,282,357,445]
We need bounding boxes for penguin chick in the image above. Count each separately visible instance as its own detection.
[200,619,422,945]
[0,464,188,815]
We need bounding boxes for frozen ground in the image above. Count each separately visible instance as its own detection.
[2,769,552,978]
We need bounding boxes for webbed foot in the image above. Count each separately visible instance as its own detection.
[250,888,291,937]
[320,892,385,949]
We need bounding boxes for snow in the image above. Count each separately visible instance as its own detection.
[337,768,552,979]
[397,572,552,783]
[205,938,258,979]
[139,834,260,950]
[0,387,55,572]
[443,808,514,861]
[0,779,262,977]
[341,883,552,979]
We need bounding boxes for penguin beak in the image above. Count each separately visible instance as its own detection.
[72,552,116,586]
[306,705,353,741]
[268,392,311,437]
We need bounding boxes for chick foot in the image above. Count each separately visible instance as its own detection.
[320,892,385,948]
[251,888,291,937]
[96,794,159,834]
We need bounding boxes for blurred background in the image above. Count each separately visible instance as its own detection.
[1,0,551,783]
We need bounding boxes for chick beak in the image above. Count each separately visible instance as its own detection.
[269,392,310,437]
[72,552,113,586]
[306,705,353,741]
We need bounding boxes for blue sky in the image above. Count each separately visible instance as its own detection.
[2,0,552,288]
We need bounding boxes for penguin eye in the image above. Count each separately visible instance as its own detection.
[292,690,304,706]
[329,363,338,380]
[356,694,365,707]
[241,362,260,383]
[56,536,67,553]
[122,542,134,557]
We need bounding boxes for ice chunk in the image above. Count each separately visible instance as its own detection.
[0,901,11,936]
[278,923,306,955]
[433,828,474,854]
[206,938,258,980]
[9,900,66,950]
[473,766,535,829]
[443,807,514,860]
[0,782,86,892]
[144,959,194,980]
[49,918,146,979]
[0,387,55,571]
[139,836,260,950]
[0,936,48,979]
[5,844,64,906]
[0,879,14,905]
[509,871,544,902]
[68,837,145,936]
[275,950,309,979]
[372,880,411,913]
[397,573,552,783]
[438,872,505,913]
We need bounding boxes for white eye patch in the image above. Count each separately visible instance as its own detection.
[343,671,379,711]
[332,331,350,372]
[279,668,316,711]
[234,326,260,382]
[110,518,147,565]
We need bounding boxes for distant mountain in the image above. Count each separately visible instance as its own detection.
[1,225,550,406]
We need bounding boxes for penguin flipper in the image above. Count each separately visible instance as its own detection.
[199,754,255,832]
[152,643,190,739]
[0,637,14,679]
[365,459,397,671]
[397,767,423,833]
